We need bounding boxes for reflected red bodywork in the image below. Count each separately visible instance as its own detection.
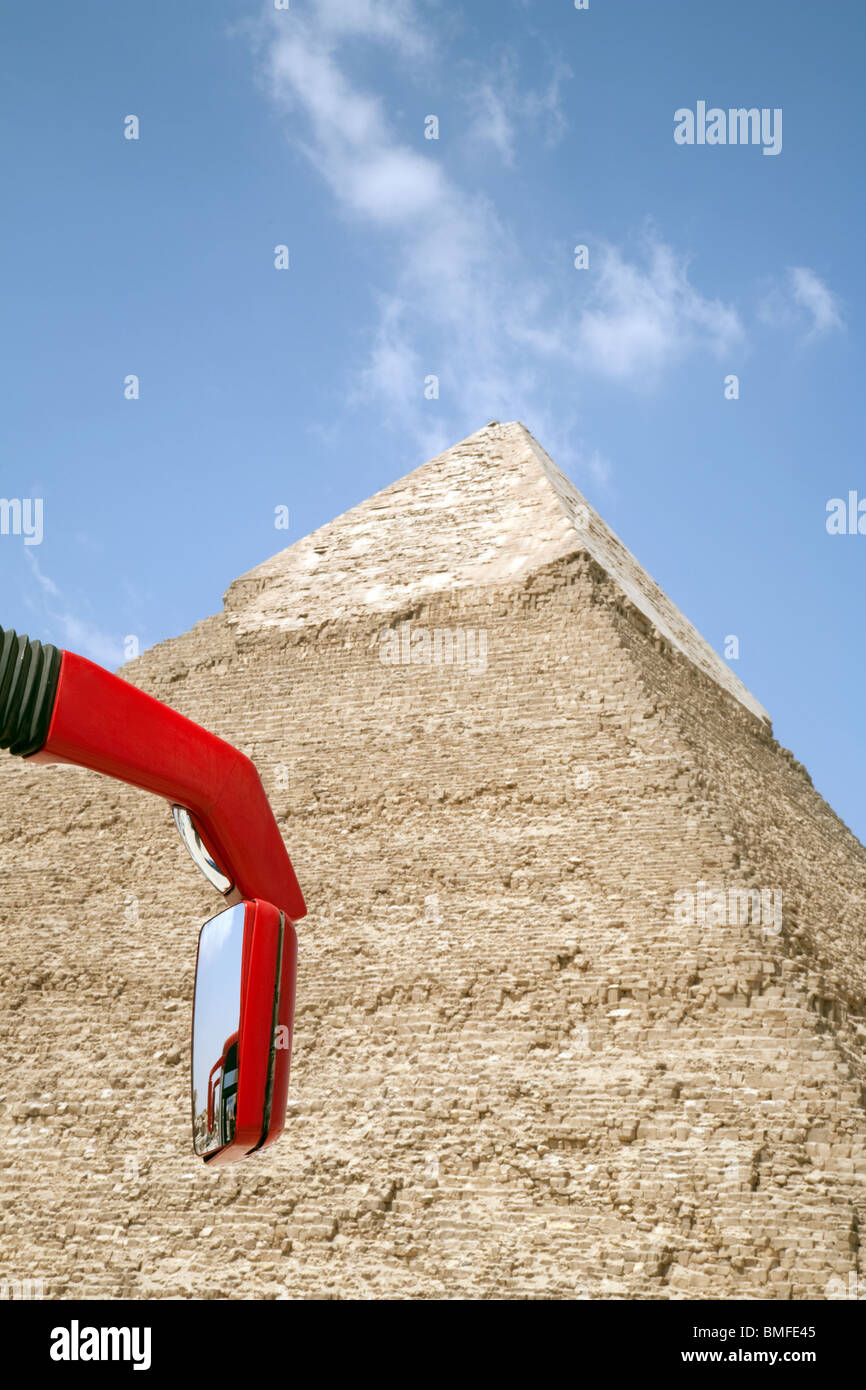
[27,649,305,1163]
[200,900,298,1166]
[207,1033,238,1132]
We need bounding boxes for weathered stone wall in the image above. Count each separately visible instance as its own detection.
[226,421,768,723]
[0,538,863,1299]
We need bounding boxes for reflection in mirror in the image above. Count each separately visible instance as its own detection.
[191,903,245,1155]
[173,806,233,895]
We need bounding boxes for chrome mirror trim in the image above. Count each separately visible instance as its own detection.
[172,805,233,894]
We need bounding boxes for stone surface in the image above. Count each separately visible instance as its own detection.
[227,422,767,723]
[0,421,863,1301]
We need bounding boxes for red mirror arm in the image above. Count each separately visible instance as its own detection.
[0,625,305,923]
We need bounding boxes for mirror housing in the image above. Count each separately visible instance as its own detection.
[1,624,306,1165]
[191,899,297,1165]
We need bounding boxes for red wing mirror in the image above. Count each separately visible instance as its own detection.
[1,622,306,1166]
[191,899,297,1165]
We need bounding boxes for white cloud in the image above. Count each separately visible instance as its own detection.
[522,61,571,147]
[312,0,430,57]
[585,449,612,487]
[790,267,844,335]
[468,82,517,166]
[574,241,744,381]
[758,266,844,339]
[51,614,124,670]
[25,550,60,598]
[254,3,761,460]
[465,53,571,166]
[23,551,123,670]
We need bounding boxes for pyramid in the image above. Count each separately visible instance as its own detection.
[225,422,768,722]
[0,421,864,1300]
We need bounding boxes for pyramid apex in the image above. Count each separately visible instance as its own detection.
[224,423,768,725]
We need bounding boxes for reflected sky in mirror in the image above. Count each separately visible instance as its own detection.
[191,903,244,1156]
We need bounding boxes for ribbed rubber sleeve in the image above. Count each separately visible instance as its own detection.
[0,624,62,757]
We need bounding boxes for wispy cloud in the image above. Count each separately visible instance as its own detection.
[759,266,844,340]
[584,449,613,487]
[310,0,430,57]
[26,551,60,599]
[467,80,517,166]
[574,240,744,382]
[790,267,844,336]
[464,51,572,167]
[23,551,123,669]
[253,1,810,468]
[261,2,437,227]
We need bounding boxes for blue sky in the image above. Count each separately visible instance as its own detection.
[1,0,864,840]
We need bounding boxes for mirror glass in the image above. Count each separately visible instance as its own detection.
[191,903,245,1155]
[173,805,233,894]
